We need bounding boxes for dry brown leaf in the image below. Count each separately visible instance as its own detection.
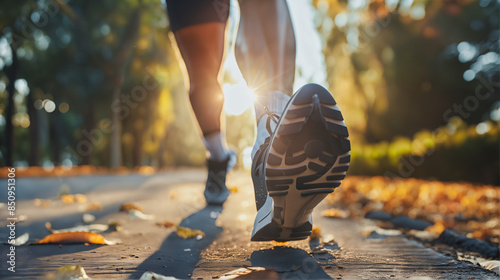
[310,226,321,240]
[84,202,102,211]
[155,221,176,228]
[34,231,116,245]
[176,226,205,239]
[119,203,144,213]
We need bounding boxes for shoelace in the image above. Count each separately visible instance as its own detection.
[264,107,281,135]
[253,107,281,174]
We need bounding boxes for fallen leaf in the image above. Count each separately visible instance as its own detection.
[61,194,87,204]
[155,221,176,228]
[219,267,280,280]
[176,226,205,239]
[482,260,500,275]
[46,265,90,280]
[139,271,179,280]
[310,226,321,240]
[84,202,102,212]
[82,213,96,223]
[34,198,51,207]
[271,241,289,246]
[321,208,350,219]
[228,186,239,193]
[45,222,108,233]
[74,194,87,203]
[129,209,154,220]
[8,233,29,246]
[119,203,144,213]
[33,231,116,245]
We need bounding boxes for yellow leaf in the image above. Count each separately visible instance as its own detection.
[176,226,205,239]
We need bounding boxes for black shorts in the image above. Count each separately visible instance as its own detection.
[166,0,230,32]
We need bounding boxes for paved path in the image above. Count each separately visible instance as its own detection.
[0,170,497,279]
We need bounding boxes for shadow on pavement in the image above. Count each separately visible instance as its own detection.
[250,247,332,279]
[132,204,223,279]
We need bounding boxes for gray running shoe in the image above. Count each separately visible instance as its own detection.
[204,151,237,205]
[251,84,351,241]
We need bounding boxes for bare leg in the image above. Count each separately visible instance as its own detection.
[235,0,296,100]
[174,23,227,138]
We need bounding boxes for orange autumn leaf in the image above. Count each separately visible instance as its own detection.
[155,221,176,228]
[61,195,75,204]
[425,222,446,236]
[60,194,87,204]
[33,231,115,245]
[310,226,321,240]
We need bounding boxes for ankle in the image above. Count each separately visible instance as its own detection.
[203,132,230,162]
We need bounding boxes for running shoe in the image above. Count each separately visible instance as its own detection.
[204,150,237,205]
[251,83,351,241]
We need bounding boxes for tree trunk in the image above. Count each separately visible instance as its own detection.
[82,101,94,165]
[50,109,62,165]
[110,76,123,169]
[132,124,142,167]
[157,128,171,168]
[27,91,40,166]
[4,45,18,166]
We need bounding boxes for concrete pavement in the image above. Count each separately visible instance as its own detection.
[0,169,497,279]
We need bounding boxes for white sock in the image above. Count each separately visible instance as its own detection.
[252,91,290,159]
[203,132,230,162]
[254,91,291,122]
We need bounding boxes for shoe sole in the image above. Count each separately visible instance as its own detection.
[251,84,351,242]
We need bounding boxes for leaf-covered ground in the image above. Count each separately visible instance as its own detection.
[325,176,500,249]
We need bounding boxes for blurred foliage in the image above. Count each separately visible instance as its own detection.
[326,176,500,244]
[349,117,499,185]
[313,0,499,143]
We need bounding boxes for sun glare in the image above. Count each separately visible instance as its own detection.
[222,82,255,116]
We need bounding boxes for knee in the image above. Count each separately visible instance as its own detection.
[189,78,222,96]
